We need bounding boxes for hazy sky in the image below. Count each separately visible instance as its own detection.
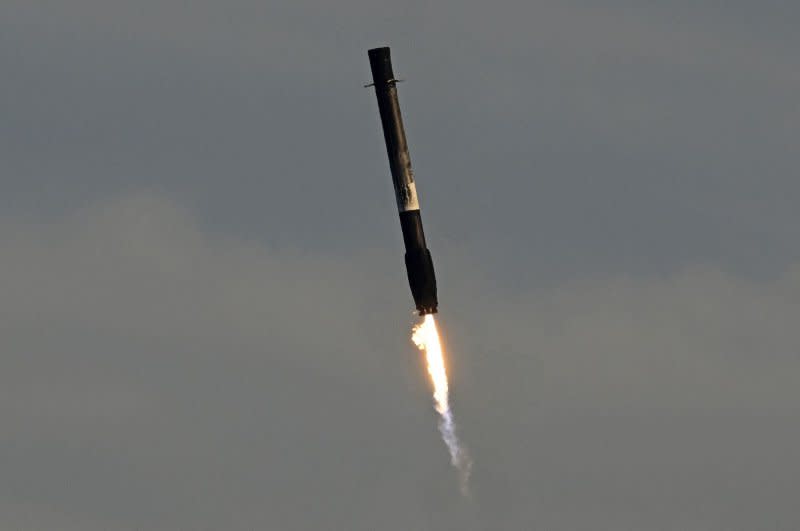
[2,1,799,529]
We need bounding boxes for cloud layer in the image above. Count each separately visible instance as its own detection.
[1,195,798,530]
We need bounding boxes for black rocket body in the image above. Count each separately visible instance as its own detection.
[368,47,438,315]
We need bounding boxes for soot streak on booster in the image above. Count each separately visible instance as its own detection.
[368,47,438,315]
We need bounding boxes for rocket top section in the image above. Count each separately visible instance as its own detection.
[368,47,420,212]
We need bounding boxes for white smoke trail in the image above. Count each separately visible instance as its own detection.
[412,314,473,496]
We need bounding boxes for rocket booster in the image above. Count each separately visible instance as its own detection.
[368,47,438,315]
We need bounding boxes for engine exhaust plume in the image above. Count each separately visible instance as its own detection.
[412,314,472,495]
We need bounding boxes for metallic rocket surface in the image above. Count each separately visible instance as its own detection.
[368,47,438,315]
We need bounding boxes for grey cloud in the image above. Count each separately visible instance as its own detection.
[1,195,799,529]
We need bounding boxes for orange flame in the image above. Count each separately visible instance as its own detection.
[412,314,472,495]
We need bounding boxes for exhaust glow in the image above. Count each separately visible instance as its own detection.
[412,314,472,495]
